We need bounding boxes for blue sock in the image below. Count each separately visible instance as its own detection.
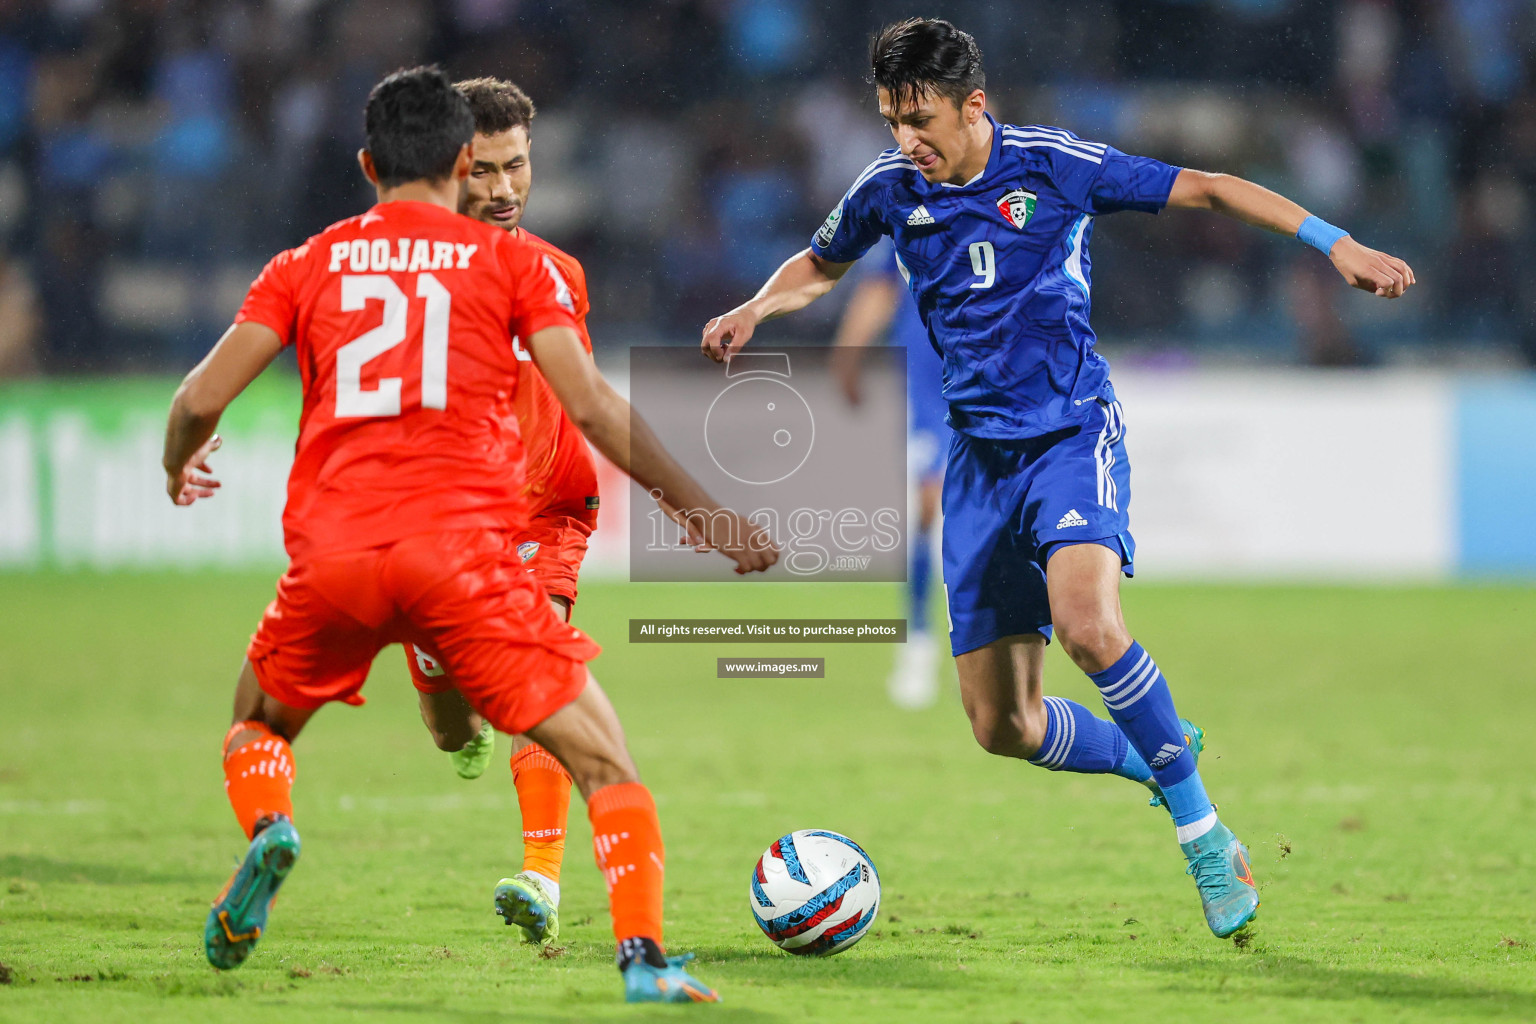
[1029,696,1150,783]
[1089,642,1214,828]
[909,529,932,632]
[1159,775,1214,837]
[1115,731,1152,783]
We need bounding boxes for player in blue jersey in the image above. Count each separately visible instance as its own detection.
[702,18,1414,940]
[831,241,948,709]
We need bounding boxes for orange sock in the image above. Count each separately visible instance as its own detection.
[510,743,572,882]
[222,720,295,840]
[588,781,665,946]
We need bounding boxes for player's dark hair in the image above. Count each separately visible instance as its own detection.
[455,77,537,136]
[363,66,475,188]
[869,18,985,110]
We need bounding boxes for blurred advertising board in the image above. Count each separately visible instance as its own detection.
[1,369,1532,578]
[0,376,295,569]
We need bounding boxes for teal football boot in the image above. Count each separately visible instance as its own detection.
[494,872,560,945]
[451,721,496,780]
[623,953,720,1003]
[1147,719,1205,813]
[1181,820,1260,938]
[204,816,301,969]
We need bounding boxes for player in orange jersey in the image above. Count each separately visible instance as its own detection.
[162,67,774,1004]
[399,76,620,949]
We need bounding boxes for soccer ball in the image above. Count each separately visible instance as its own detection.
[748,829,880,956]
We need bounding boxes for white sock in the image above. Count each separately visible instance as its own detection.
[527,870,560,907]
[1175,810,1219,845]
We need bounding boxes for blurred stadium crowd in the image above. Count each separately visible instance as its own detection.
[0,0,1533,377]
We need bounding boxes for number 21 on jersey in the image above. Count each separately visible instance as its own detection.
[335,273,451,418]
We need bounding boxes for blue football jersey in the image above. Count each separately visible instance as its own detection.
[871,242,944,411]
[811,114,1180,439]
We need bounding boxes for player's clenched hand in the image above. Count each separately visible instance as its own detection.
[166,434,223,505]
[686,508,779,574]
[1329,237,1416,299]
[701,309,758,363]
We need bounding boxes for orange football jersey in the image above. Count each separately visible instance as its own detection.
[511,229,600,520]
[235,200,580,561]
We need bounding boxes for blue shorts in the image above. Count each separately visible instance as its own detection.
[941,400,1135,656]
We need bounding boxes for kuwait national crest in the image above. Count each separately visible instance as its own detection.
[996,188,1037,229]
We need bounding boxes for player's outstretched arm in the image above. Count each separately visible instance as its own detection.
[527,325,778,575]
[1166,170,1416,299]
[162,322,284,505]
[701,248,854,362]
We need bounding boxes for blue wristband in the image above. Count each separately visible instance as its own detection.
[1297,215,1348,255]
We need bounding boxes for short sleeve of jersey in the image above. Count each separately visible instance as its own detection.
[1081,145,1181,216]
[234,245,306,346]
[565,257,592,322]
[810,173,891,264]
[502,239,581,341]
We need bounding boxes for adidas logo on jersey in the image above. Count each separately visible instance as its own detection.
[906,205,935,226]
[1056,509,1088,529]
[1150,742,1185,768]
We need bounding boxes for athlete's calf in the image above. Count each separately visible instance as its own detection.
[956,634,1049,759]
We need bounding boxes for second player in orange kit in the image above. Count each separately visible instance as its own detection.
[402,78,611,950]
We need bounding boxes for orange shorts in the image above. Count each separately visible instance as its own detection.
[246,529,601,735]
[408,510,594,696]
[520,509,595,604]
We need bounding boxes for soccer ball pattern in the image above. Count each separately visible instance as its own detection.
[749,830,880,956]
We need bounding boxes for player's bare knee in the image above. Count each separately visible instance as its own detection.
[428,720,476,751]
[231,668,311,744]
[1055,615,1128,673]
[568,749,639,800]
[968,708,1033,759]
[418,698,481,750]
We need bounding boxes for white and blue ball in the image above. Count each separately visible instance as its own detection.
[748,829,880,956]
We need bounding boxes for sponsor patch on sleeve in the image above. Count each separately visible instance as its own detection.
[814,203,843,248]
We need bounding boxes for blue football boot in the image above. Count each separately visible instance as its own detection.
[205,816,301,969]
[1180,820,1260,938]
[623,953,720,1003]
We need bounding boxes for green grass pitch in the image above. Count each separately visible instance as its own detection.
[1,574,1533,1022]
